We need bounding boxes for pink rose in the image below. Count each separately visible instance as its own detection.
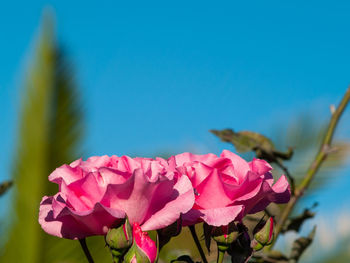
[173,150,290,226]
[39,155,194,239]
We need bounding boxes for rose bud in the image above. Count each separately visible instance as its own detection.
[212,222,239,252]
[252,217,274,250]
[124,223,157,263]
[105,218,133,258]
[251,240,264,251]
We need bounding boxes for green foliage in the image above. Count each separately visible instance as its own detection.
[210,129,293,163]
[0,11,111,263]
[0,12,57,262]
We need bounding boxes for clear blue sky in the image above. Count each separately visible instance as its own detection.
[1,1,350,220]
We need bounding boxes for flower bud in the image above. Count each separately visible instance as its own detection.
[251,240,264,251]
[212,222,239,252]
[124,223,157,263]
[105,218,133,258]
[253,217,274,250]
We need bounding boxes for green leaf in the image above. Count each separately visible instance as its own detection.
[210,129,274,153]
[0,10,106,263]
[210,129,293,163]
[0,11,57,262]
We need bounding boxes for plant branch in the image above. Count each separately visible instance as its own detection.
[189,225,208,263]
[79,238,95,263]
[272,88,350,247]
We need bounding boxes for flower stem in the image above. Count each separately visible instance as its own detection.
[189,225,208,263]
[217,249,225,263]
[269,87,350,249]
[79,238,95,263]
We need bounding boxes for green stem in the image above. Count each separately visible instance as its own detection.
[269,88,350,249]
[217,249,225,263]
[189,225,208,263]
[79,238,95,263]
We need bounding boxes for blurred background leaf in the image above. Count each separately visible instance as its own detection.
[0,10,112,263]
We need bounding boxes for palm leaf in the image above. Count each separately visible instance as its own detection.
[0,11,108,262]
[0,12,57,262]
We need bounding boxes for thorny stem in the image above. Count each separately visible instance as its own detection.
[189,225,208,263]
[79,238,95,263]
[269,88,350,249]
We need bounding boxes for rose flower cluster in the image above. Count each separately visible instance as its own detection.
[39,150,290,262]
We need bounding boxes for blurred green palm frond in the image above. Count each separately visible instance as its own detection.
[0,11,112,263]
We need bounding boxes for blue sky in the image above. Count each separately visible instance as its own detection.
[1,1,350,230]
